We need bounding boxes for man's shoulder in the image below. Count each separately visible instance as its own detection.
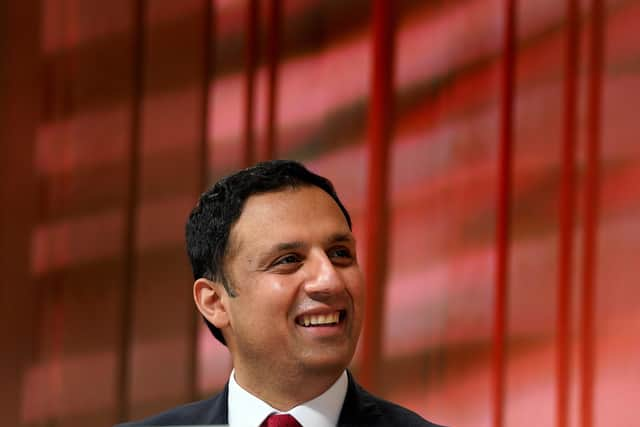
[357,386,445,427]
[114,385,228,427]
[341,374,445,427]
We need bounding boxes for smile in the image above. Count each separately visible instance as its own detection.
[296,310,345,327]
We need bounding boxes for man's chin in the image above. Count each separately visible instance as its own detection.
[296,347,355,375]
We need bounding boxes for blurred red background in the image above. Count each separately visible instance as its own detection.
[2,0,638,426]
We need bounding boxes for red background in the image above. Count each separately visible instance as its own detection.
[1,0,638,426]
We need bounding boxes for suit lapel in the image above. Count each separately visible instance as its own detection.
[206,382,229,425]
[337,371,381,426]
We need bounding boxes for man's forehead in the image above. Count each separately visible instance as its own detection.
[238,186,343,223]
[226,186,350,256]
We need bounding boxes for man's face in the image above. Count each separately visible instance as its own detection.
[222,186,364,380]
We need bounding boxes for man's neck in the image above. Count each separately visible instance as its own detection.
[232,365,344,411]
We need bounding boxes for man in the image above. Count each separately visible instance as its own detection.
[118,160,443,426]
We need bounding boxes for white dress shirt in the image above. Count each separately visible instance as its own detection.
[228,369,348,427]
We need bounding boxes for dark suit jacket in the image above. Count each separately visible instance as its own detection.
[116,372,444,427]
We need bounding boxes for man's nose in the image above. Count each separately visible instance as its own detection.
[303,251,345,299]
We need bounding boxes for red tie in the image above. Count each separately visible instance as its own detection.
[260,413,302,427]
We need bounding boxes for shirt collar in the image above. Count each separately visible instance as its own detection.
[228,369,348,427]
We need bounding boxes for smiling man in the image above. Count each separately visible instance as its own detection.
[118,160,442,427]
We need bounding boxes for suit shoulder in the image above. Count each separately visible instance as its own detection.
[114,390,226,426]
[355,383,446,427]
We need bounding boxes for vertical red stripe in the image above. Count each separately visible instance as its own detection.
[199,0,214,194]
[581,1,604,426]
[360,0,395,392]
[116,0,145,422]
[265,0,281,160]
[187,0,215,403]
[493,1,516,426]
[557,1,580,425]
[244,0,258,167]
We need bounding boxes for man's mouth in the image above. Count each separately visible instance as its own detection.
[296,310,345,327]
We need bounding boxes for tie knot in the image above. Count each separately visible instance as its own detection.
[261,413,302,427]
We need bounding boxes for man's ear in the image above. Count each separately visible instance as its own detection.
[193,278,230,330]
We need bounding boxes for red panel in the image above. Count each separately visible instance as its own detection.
[187,0,215,402]
[116,0,146,422]
[244,0,258,167]
[265,0,281,160]
[556,0,580,426]
[580,1,604,426]
[361,0,395,392]
[493,1,516,426]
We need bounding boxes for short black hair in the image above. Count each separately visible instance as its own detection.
[186,160,352,345]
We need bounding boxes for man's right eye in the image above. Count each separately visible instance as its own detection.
[273,254,301,266]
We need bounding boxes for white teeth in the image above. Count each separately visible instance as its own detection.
[299,311,341,326]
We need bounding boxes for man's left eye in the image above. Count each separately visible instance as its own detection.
[329,247,352,259]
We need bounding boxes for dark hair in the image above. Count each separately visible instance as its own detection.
[186,160,352,345]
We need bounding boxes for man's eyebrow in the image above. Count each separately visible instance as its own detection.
[272,241,305,252]
[259,234,353,257]
[326,232,356,245]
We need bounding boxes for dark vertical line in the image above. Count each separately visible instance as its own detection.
[580,1,603,426]
[38,3,65,420]
[62,0,76,124]
[187,0,215,403]
[244,0,258,167]
[493,1,516,426]
[0,2,40,424]
[52,0,76,419]
[557,1,580,426]
[116,0,145,422]
[265,0,281,160]
[198,1,214,208]
[360,0,395,393]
